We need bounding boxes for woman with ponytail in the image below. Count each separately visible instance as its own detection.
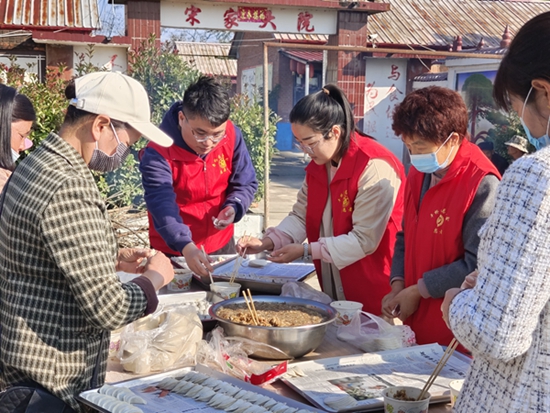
[239,84,405,314]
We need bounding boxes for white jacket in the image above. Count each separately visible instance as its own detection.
[449,148,550,412]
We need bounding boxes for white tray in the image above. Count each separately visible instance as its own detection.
[78,365,322,413]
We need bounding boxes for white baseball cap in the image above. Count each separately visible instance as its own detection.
[70,72,173,147]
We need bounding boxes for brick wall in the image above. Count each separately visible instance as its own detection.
[46,44,73,80]
[127,0,161,51]
[327,11,368,129]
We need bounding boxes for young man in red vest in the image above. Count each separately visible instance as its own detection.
[381,86,501,350]
[139,76,258,277]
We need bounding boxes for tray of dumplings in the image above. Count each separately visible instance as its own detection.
[78,365,320,413]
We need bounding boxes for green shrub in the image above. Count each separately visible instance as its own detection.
[2,37,279,210]
[231,94,280,202]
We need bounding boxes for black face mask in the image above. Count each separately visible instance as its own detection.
[88,124,131,172]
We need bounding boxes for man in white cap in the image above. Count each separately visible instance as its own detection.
[0,72,175,412]
[504,135,529,161]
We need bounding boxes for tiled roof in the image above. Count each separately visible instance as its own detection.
[175,42,237,78]
[367,0,550,48]
[281,49,324,62]
[1,0,99,29]
[273,33,328,43]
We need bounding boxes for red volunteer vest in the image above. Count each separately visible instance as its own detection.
[404,139,500,348]
[305,133,405,315]
[147,121,237,255]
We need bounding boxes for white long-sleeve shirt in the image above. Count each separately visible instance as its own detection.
[449,149,550,412]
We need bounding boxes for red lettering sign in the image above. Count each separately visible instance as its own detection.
[184,5,201,26]
[224,8,239,29]
[297,11,314,33]
[388,64,401,81]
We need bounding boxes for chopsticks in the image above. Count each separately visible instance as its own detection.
[201,245,215,285]
[242,289,259,325]
[230,233,250,284]
[417,338,459,401]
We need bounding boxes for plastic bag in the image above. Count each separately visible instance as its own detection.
[281,281,332,304]
[336,311,416,352]
[118,305,203,374]
[196,326,288,385]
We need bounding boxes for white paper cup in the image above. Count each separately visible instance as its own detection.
[167,270,193,292]
[383,386,430,413]
[449,379,464,407]
[210,282,241,303]
[330,300,363,326]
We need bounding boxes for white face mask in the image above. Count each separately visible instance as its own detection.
[520,86,550,151]
[11,149,20,163]
[408,132,455,174]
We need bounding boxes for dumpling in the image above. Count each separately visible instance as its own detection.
[262,398,279,409]
[195,387,216,402]
[242,405,269,413]
[221,384,241,397]
[185,384,205,398]
[233,401,255,413]
[270,402,290,413]
[255,395,273,406]
[201,377,222,388]
[172,381,195,394]
[156,377,180,390]
[208,393,236,410]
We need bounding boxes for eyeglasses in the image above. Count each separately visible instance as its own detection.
[297,131,330,155]
[186,119,226,143]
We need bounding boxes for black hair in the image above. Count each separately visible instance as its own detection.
[289,84,364,161]
[181,76,231,127]
[63,80,126,129]
[494,12,550,110]
[0,84,36,171]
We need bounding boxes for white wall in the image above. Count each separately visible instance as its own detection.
[363,58,408,161]
[73,45,128,73]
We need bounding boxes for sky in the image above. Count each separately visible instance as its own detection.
[95,0,126,37]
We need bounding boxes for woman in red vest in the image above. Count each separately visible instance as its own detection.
[381,86,501,348]
[240,84,405,315]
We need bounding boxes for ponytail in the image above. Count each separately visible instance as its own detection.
[289,84,360,160]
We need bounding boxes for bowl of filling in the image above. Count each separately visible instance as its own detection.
[382,386,431,413]
[209,295,337,359]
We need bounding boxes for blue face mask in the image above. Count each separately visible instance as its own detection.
[520,86,550,151]
[409,132,455,174]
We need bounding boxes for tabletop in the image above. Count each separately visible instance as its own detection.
[106,323,454,413]
[106,271,455,412]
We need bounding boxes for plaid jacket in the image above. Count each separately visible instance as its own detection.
[0,133,149,411]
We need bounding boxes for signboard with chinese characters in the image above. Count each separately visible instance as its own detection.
[363,58,408,161]
[161,1,338,34]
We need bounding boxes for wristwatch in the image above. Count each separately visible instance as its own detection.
[303,243,311,261]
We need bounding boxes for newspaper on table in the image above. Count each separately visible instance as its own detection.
[282,343,471,412]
